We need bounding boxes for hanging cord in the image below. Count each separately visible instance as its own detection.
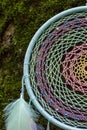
[29,98,32,106]
[21,75,32,106]
[20,76,25,98]
[46,121,50,130]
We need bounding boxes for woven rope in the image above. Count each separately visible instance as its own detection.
[29,12,87,128]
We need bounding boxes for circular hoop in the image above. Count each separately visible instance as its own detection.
[24,6,87,130]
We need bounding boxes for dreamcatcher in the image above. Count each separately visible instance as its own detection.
[4,3,87,130]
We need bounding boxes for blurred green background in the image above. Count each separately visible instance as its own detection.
[0,0,86,130]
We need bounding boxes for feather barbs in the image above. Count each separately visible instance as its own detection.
[4,97,39,130]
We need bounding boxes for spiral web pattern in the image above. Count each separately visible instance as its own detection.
[29,12,87,128]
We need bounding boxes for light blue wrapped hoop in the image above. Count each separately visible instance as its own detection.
[24,6,87,130]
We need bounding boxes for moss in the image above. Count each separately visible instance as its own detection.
[0,0,86,129]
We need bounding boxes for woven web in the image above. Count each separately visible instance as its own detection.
[29,11,87,128]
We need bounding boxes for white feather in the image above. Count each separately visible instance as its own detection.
[4,98,38,130]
